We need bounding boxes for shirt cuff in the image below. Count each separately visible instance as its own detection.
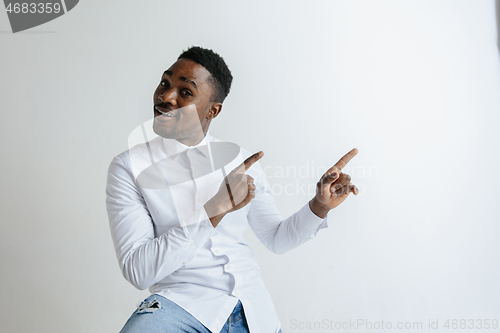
[181,208,218,248]
[300,201,329,235]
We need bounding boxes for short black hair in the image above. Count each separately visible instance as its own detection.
[178,46,233,103]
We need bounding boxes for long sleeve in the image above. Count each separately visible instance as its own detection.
[106,153,217,290]
[246,161,328,255]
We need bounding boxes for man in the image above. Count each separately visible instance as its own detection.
[106,46,359,333]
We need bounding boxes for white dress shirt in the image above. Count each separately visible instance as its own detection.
[106,132,329,333]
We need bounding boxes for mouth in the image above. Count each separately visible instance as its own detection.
[154,105,177,120]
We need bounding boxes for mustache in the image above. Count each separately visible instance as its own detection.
[154,103,172,110]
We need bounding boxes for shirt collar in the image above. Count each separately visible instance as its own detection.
[161,131,212,158]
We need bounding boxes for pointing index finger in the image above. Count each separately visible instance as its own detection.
[333,148,358,171]
[243,151,264,172]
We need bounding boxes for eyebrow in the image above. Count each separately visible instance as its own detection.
[163,70,198,90]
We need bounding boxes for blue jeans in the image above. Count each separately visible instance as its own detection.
[120,294,283,333]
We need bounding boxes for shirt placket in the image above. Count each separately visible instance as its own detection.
[187,146,243,299]
[186,148,202,209]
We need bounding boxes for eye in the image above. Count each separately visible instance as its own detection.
[181,90,193,97]
[160,81,169,87]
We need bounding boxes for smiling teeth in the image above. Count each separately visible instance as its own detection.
[156,107,175,117]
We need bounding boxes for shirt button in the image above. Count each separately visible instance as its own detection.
[214,248,220,254]
[193,167,198,174]
[233,290,240,297]
[225,264,231,271]
[197,198,203,204]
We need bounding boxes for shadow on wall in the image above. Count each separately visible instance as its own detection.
[496,0,500,52]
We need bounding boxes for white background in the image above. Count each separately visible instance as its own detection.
[1,1,499,332]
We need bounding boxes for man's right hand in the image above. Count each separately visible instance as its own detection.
[204,151,264,227]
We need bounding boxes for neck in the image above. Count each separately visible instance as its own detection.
[176,131,207,147]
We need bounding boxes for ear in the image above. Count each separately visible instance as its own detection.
[207,103,222,119]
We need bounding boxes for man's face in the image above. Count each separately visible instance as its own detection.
[153,58,219,146]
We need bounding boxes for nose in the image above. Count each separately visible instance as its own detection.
[158,89,177,106]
